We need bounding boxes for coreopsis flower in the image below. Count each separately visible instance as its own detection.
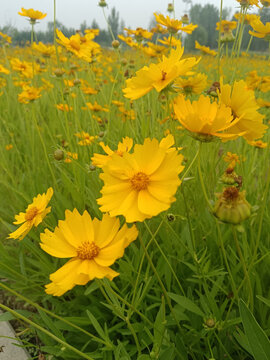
[0,64,10,75]
[142,43,168,58]
[74,131,98,146]
[118,35,138,49]
[218,79,268,141]
[223,152,241,169]
[257,98,270,107]
[248,140,267,148]
[213,186,251,225]
[0,31,12,44]
[249,19,270,39]
[10,58,33,78]
[91,137,134,168]
[97,135,184,223]
[236,0,260,8]
[18,8,47,24]
[40,210,138,296]
[123,45,199,100]
[234,13,260,25]
[158,36,182,48]
[18,85,42,104]
[32,42,55,57]
[56,29,97,63]
[124,27,153,41]
[56,104,73,112]
[85,101,109,112]
[5,144,13,151]
[173,73,208,95]
[8,188,53,241]
[154,13,197,34]
[195,41,217,56]
[173,94,241,142]
[216,20,237,33]
[64,152,78,163]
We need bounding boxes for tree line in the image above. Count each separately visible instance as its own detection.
[1,4,270,52]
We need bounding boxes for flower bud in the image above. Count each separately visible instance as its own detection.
[54,68,65,77]
[167,3,174,12]
[73,79,81,86]
[112,40,120,49]
[98,0,107,7]
[181,14,189,25]
[213,186,251,225]
[204,318,216,328]
[54,149,64,160]
[167,213,175,222]
[120,58,128,66]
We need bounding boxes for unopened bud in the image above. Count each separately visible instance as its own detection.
[213,186,251,225]
[112,40,120,49]
[167,3,174,12]
[98,0,107,7]
[54,68,65,77]
[54,149,64,160]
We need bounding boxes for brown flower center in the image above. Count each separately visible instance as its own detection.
[130,172,150,191]
[77,241,100,260]
[25,207,38,221]
[223,186,239,201]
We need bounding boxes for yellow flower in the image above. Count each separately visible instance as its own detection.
[0,31,12,44]
[56,104,73,112]
[223,152,240,169]
[10,58,33,78]
[8,188,53,241]
[97,135,184,223]
[124,27,153,41]
[173,94,242,142]
[218,80,267,141]
[91,137,134,168]
[248,140,267,148]
[154,13,197,34]
[32,42,55,57]
[234,13,260,25]
[18,86,42,104]
[0,64,10,75]
[236,0,260,7]
[40,210,138,296]
[74,131,98,146]
[18,8,47,22]
[85,101,109,112]
[158,36,182,48]
[249,19,270,39]
[173,73,208,95]
[195,41,217,56]
[5,144,13,151]
[216,20,237,33]
[123,45,199,100]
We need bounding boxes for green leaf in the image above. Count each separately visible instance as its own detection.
[86,310,106,340]
[239,299,270,360]
[257,295,270,308]
[168,293,205,317]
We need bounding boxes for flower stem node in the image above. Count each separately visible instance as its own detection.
[213,186,251,225]
[167,213,176,222]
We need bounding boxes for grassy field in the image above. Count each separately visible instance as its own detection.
[0,5,270,360]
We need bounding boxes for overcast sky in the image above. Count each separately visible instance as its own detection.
[1,0,241,32]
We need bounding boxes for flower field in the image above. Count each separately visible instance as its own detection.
[0,1,270,359]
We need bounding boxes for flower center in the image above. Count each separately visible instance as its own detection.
[77,241,100,260]
[130,172,150,191]
[223,186,239,201]
[25,207,38,221]
[70,40,80,51]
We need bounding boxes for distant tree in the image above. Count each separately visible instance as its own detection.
[107,7,120,38]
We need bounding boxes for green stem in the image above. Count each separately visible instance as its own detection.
[245,35,253,54]
[138,235,183,335]
[0,303,95,360]
[197,143,213,211]
[217,0,223,79]
[232,226,253,310]
[0,282,108,346]
[144,221,185,296]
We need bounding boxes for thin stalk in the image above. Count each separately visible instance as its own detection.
[0,303,95,360]
[197,143,213,211]
[232,226,253,310]
[138,235,183,335]
[217,0,223,79]
[0,282,108,346]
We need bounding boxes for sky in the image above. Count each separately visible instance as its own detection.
[1,0,240,32]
